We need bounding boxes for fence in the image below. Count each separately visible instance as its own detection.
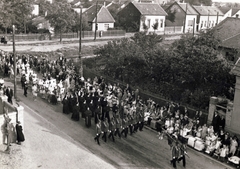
[53,30,126,39]
[0,30,126,42]
[0,33,51,41]
[164,26,183,34]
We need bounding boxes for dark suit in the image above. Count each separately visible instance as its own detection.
[6,88,13,104]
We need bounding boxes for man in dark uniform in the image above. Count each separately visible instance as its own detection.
[171,141,179,168]
[21,74,26,89]
[121,115,129,138]
[178,143,187,168]
[139,105,144,131]
[84,107,92,127]
[102,118,109,142]
[5,86,13,104]
[108,117,116,142]
[94,121,102,145]
[114,114,121,138]
[24,81,28,97]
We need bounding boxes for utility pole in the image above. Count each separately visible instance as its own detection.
[193,18,195,36]
[207,10,210,29]
[79,4,83,78]
[13,25,17,100]
[183,3,188,33]
[94,1,98,40]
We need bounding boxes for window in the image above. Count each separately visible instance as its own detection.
[200,21,203,28]
[204,21,207,27]
[147,19,151,28]
[209,21,211,27]
[104,24,109,30]
[188,20,193,26]
[212,21,214,27]
[160,19,163,28]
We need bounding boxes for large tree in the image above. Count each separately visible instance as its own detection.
[93,31,234,109]
[46,0,76,42]
[0,0,34,34]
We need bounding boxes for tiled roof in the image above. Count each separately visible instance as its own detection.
[222,33,240,49]
[231,57,240,76]
[232,8,240,16]
[212,17,240,42]
[94,6,115,23]
[193,6,224,16]
[84,5,115,23]
[178,3,198,15]
[218,6,231,14]
[132,2,167,15]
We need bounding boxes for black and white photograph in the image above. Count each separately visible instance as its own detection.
[0,0,240,168]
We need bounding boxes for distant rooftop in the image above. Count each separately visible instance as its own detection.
[193,6,224,16]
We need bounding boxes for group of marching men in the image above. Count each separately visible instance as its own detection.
[11,52,147,145]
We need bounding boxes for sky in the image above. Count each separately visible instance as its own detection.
[212,0,240,2]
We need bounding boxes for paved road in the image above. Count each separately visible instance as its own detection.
[3,78,234,169]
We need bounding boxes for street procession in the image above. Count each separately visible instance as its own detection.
[1,47,240,168]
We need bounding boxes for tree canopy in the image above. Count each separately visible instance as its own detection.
[93,31,235,109]
[0,0,34,33]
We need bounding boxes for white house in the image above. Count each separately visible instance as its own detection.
[136,3,167,32]
[118,2,167,33]
[165,2,198,33]
[193,6,224,31]
[83,5,115,31]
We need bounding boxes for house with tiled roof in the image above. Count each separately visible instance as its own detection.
[212,17,240,62]
[83,4,115,31]
[117,2,167,33]
[218,6,232,21]
[232,8,240,18]
[192,6,224,31]
[165,2,198,33]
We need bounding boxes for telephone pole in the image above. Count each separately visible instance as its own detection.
[94,1,98,40]
[79,4,83,77]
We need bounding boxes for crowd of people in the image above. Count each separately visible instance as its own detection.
[1,49,240,168]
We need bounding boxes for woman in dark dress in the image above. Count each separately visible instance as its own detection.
[15,121,25,145]
[71,103,80,121]
[62,94,69,114]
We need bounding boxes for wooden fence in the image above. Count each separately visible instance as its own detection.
[0,30,126,42]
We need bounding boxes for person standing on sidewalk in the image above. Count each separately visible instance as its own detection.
[15,121,25,145]
[1,114,11,152]
[5,86,13,104]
